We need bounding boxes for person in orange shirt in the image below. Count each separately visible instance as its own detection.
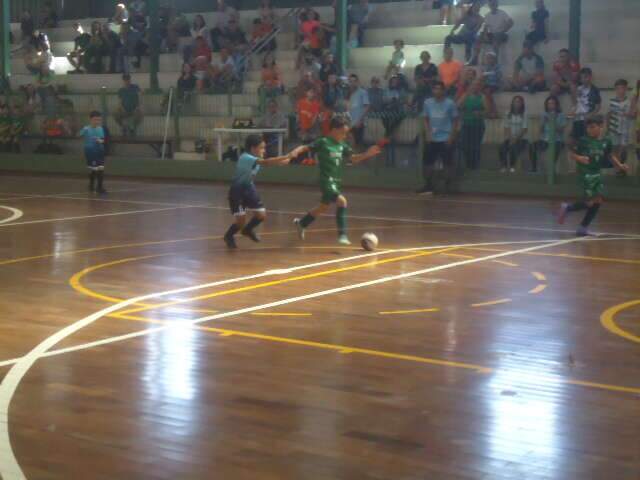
[438,46,463,97]
[259,57,283,112]
[297,88,321,142]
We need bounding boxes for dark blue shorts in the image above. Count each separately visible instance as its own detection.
[228,183,265,216]
[85,147,105,169]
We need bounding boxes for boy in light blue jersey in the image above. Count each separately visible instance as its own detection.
[224,134,307,249]
[78,111,107,194]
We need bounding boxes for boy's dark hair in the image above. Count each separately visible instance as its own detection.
[543,95,562,113]
[558,48,570,54]
[579,67,592,76]
[122,73,131,81]
[245,134,264,152]
[89,110,102,118]
[585,115,604,126]
[614,78,628,88]
[349,73,359,81]
[394,39,404,47]
[329,116,350,130]
[509,95,526,116]
[432,80,445,90]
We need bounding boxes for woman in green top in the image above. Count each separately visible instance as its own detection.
[457,78,488,170]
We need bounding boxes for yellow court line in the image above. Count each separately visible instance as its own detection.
[467,247,640,266]
[493,260,519,267]
[529,284,547,295]
[118,248,456,316]
[600,299,640,344]
[442,253,475,259]
[532,271,546,281]
[101,312,640,394]
[379,308,440,315]
[471,298,512,308]
[250,313,313,317]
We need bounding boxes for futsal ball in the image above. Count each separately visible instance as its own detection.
[361,233,379,251]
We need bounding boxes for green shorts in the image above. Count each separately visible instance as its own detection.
[320,179,342,204]
[581,173,604,199]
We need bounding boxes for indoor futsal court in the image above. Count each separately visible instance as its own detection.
[0,174,638,480]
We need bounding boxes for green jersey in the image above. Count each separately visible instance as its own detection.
[0,115,12,142]
[575,136,612,198]
[310,136,353,204]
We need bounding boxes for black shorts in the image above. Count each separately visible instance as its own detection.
[424,141,454,166]
[85,147,105,169]
[228,183,265,217]
[571,120,586,140]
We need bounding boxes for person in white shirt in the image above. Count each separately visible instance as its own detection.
[472,0,513,65]
[500,95,529,172]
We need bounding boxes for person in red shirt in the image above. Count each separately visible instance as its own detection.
[297,88,321,142]
[551,48,580,97]
[191,36,212,92]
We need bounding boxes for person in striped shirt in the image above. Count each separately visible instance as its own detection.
[606,79,634,174]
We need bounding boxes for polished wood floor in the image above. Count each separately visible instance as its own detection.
[0,174,638,480]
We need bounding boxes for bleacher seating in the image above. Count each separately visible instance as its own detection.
[5,0,640,168]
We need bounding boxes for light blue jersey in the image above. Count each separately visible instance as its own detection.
[79,126,105,151]
[232,152,260,186]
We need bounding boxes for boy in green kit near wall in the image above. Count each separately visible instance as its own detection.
[557,115,630,236]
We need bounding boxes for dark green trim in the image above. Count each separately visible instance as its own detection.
[1,154,639,200]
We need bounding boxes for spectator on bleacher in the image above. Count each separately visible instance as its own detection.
[508,41,545,93]
[259,99,288,157]
[10,103,28,153]
[251,18,276,53]
[455,66,477,100]
[38,1,58,29]
[0,103,12,152]
[419,80,459,194]
[259,57,283,113]
[115,74,143,136]
[348,74,370,149]
[436,0,454,26]
[192,36,212,92]
[128,18,149,69]
[319,53,338,84]
[259,0,277,24]
[222,19,249,64]
[129,0,146,17]
[113,3,130,26]
[297,88,321,142]
[167,10,191,53]
[175,63,196,110]
[101,23,124,74]
[210,48,237,91]
[439,46,463,97]
[525,0,549,47]
[500,95,528,173]
[380,75,409,145]
[570,67,601,143]
[348,0,374,48]
[83,33,105,73]
[323,74,349,122]
[384,40,406,80]
[67,23,92,74]
[367,76,385,114]
[19,84,39,115]
[295,70,322,101]
[550,48,579,97]
[296,12,326,69]
[210,0,239,52]
[531,95,566,172]
[457,77,487,169]
[20,10,35,44]
[29,29,50,52]
[413,50,439,111]
[606,78,633,170]
[444,2,483,63]
[480,51,501,117]
[182,15,209,63]
[472,0,512,65]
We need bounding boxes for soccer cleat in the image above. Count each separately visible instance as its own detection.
[241,229,261,243]
[557,202,569,225]
[338,234,351,246]
[415,186,434,195]
[576,226,593,237]
[293,218,305,240]
[224,232,237,249]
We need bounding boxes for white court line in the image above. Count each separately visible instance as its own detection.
[0,206,194,229]
[0,236,583,479]
[0,207,23,225]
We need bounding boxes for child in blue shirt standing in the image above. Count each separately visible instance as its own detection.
[224,134,307,249]
[79,111,107,194]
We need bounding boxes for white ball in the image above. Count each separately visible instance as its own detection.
[361,232,379,251]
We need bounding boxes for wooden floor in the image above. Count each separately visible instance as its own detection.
[0,174,638,480]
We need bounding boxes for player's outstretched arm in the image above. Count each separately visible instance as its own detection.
[569,150,590,165]
[258,145,309,166]
[609,153,631,173]
[351,145,383,164]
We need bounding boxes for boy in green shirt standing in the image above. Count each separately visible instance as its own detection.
[557,116,629,236]
[294,116,382,245]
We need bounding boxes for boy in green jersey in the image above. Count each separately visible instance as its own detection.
[557,115,629,236]
[294,116,382,245]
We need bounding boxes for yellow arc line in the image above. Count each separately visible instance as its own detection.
[119,248,456,316]
[469,247,640,266]
[529,284,547,294]
[532,271,546,281]
[471,298,512,308]
[379,308,440,315]
[600,299,640,344]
